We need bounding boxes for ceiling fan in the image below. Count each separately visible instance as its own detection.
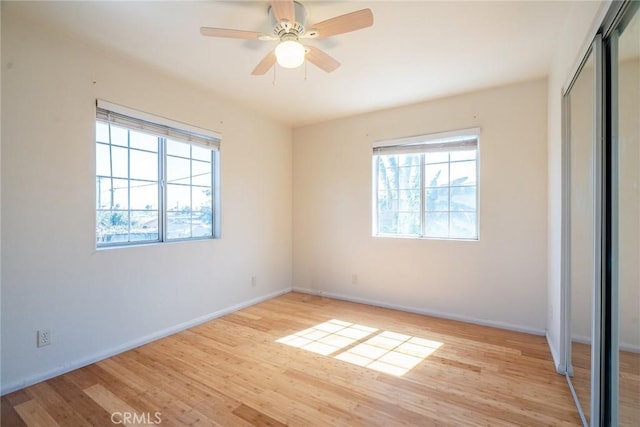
[200,0,373,75]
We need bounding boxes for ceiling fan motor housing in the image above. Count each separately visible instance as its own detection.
[269,1,307,38]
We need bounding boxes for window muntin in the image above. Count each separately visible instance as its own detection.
[373,131,478,240]
[95,103,219,247]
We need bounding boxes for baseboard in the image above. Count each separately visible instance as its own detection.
[571,334,592,346]
[620,342,640,353]
[1,288,291,396]
[546,331,565,374]
[292,287,546,336]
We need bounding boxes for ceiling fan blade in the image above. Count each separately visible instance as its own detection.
[270,0,295,23]
[311,9,374,39]
[251,50,277,75]
[200,27,263,40]
[305,46,340,73]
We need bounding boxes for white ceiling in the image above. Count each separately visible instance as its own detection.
[15,0,575,127]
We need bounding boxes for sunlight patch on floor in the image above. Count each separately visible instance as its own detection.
[335,331,442,376]
[276,319,378,356]
[277,320,443,376]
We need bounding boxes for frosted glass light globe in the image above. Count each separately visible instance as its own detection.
[275,40,305,69]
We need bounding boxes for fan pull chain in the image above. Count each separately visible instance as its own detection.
[304,61,308,81]
[272,65,277,86]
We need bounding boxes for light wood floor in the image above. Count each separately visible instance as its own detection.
[2,292,583,426]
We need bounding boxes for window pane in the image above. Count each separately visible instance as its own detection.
[192,211,213,238]
[450,212,477,238]
[425,163,449,187]
[130,149,158,181]
[377,189,397,212]
[450,186,476,211]
[166,139,191,157]
[129,130,158,152]
[167,212,192,239]
[192,217,213,237]
[398,153,421,167]
[397,166,420,189]
[97,177,127,209]
[110,125,129,147]
[378,210,398,234]
[96,210,129,244]
[425,152,448,164]
[111,146,129,179]
[167,184,191,212]
[397,212,420,235]
[398,153,420,177]
[96,178,106,209]
[425,188,449,212]
[377,163,394,192]
[192,187,212,209]
[193,186,213,238]
[398,189,420,211]
[376,153,422,237]
[450,160,476,185]
[398,155,421,182]
[424,212,449,238]
[377,154,421,190]
[96,178,130,210]
[192,160,212,186]
[192,145,212,161]
[96,143,111,177]
[167,156,191,185]
[130,210,158,242]
[96,122,110,143]
[450,150,476,161]
[130,181,158,210]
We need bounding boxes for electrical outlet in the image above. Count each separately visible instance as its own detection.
[37,329,51,347]
[251,276,257,287]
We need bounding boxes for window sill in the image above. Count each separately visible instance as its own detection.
[372,234,479,242]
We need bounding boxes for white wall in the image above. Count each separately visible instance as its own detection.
[546,0,608,369]
[1,4,292,393]
[293,79,548,333]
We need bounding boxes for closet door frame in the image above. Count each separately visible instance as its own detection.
[561,1,638,425]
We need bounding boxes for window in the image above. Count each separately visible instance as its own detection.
[372,129,479,240]
[95,100,220,247]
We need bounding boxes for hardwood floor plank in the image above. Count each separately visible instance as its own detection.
[80,366,169,426]
[3,389,31,408]
[1,397,28,427]
[231,404,287,427]
[13,399,60,427]
[24,382,91,427]
[47,376,113,427]
[191,399,253,427]
[1,292,595,426]
[82,384,139,420]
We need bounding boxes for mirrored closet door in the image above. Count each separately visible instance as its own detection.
[565,41,600,425]
[563,1,640,425]
[612,4,640,425]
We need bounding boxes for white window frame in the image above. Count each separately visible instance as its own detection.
[372,128,480,240]
[95,100,221,248]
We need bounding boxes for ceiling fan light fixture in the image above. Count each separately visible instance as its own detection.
[275,40,306,69]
